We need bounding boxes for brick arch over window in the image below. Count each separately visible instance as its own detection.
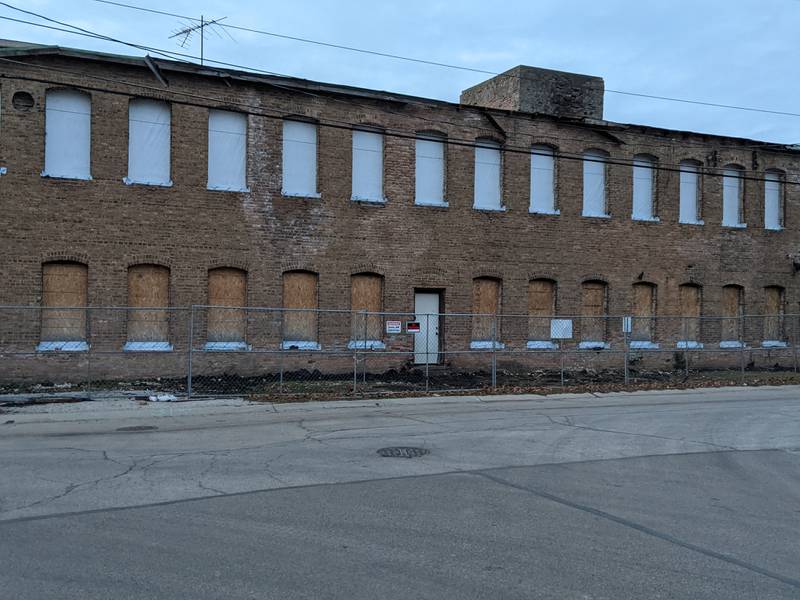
[282,270,319,348]
[471,276,502,342]
[39,261,88,350]
[350,272,384,344]
[206,267,247,347]
[126,264,171,350]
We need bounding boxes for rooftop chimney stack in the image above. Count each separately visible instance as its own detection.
[460,66,604,121]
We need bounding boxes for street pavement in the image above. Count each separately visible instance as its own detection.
[1,386,799,598]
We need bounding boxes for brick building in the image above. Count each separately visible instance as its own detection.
[0,39,798,379]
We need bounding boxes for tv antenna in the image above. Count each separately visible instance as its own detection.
[169,15,234,65]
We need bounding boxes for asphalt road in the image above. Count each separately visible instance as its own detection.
[1,386,799,599]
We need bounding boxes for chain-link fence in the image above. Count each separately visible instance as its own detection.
[1,305,799,398]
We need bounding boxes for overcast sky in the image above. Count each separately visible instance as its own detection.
[4,0,800,143]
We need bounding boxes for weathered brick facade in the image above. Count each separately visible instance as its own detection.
[0,41,798,366]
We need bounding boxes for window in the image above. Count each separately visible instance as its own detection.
[415,133,446,206]
[125,99,171,186]
[349,273,384,349]
[527,279,556,349]
[722,165,745,227]
[282,120,319,197]
[206,268,247,350]
[125,265,171,351]
[582,150,608,217]
[471,277,503,348]
[763,286,786,346]
[43,89,91,180]
[720,285,744,347]
[764,170,784,231]
[679,160,702,224]
[530,145,557,214]
[282,271,319,350]
[208,110,247,191]
[632,154,656,221]
[678,284,702,348]
[38,261,88,351]
[580,280,608,348]
[473,139,503,210]
[631,282,657,348]
[351,129,384,202]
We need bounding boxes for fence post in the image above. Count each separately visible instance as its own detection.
[559,339,565,389]
[682,317,689,379]
[739,314,746,383]
[362,310,368,386]
[794,314,798,373]
[187,305,194,398]
[425,313,430,393]
[623,316,629,385]
[85,306,92,399]
[491,314,497,389]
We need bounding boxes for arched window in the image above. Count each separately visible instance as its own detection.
[38,261,88,351]
[351,128,384,202]
[582,149,609,217]
[580,280,608,348]
[631,282,657,348]
[43,89,91,179]
[527,279,556,348]
[349,273,384,348]
[632,154,656,221]
[678,283,702,348]
[125,264,171,351]
[126,99,172,186]
[764,170,784,231]
[530,145,557,214]
[471,277,502,347]
[474,139,502,210]
[679,160,702,224]
[208,110,247,191]
[415,132,446,206]
[282,119,318,197]
[763,286,786,346]
[722,164,745,227]
[206,268,247,350]
[282,270,319,349]
[720,284,744,347]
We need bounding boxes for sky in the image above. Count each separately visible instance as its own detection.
[3,0,800,143]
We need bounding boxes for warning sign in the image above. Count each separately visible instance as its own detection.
[386,320,402,334]
[406,321,421,333]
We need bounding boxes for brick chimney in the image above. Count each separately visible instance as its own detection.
[460,65,604,121]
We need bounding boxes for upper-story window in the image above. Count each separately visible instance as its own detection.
[679,159,703,224]
[126,99,172,187]
[632,154,657,221]
[208,110,247,192]
[351,128,384,202]
[764,169,784,231]
[415,132,446,206]
[722,164,745,227]
[530,145,557,214]
[582,149,609,217]
[473,139,503,211]
[43,89,91,180]
[283,119,319,198]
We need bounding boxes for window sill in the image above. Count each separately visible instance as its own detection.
[762,340,788,348]
[415,200,449,208]
[209,185,251,193]
[282,190,321,199]
[37,341,89,352]
[203,341,249,351]
[630,341,659,350]
[632,216,660,223]
[281,340,321,351]
[719,340,745,349]
[526,340,558,350]
[581,213,611,219]
[677,341,703,349]
[470,341,505,349]
[473,206,506,213]
[529,208,560,216]
[579,341,610,350]
[123,177,173,187]
[41,172,92,181]
[679,219,704,226]
[347,340,386,350]
[124,341,173,352]
[765,226,783,232]
[351,196,386,204]
[721,223,747,229]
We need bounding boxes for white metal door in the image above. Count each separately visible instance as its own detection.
[414,292,439,364]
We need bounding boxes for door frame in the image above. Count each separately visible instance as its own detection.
[414,288,444,363]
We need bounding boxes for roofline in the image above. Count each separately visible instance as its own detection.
[1,38,798,153]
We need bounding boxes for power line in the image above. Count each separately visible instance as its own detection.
[89,0,800,120]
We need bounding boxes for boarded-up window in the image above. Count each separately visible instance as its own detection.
[581,280,607,343]
[126,99,171,186]
[632,154,655,220]
[764,170,784,231]
[352,129,384,202]
[679,160,702,224]
[474,139,502,210]
[207,268,247,345]
[528,279,556,341]
[721,285,744,342]
[350,273,383,343]
[679,284,702,342]
[415,133,446,206]
[764,286,785,342]
[40,262,88,345]
[631,282,656,342]
[208,110,247,191]
[282,271,318,346]
[722,165,744,227]
[530,145,556,214]
[582,150,608,217]
[44,89,91,179]
[283,120,318,197]
[127,265,170,348]
[472,277,501,341]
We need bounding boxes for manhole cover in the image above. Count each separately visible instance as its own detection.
[116,425,158,432]
[377,446,430,458]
